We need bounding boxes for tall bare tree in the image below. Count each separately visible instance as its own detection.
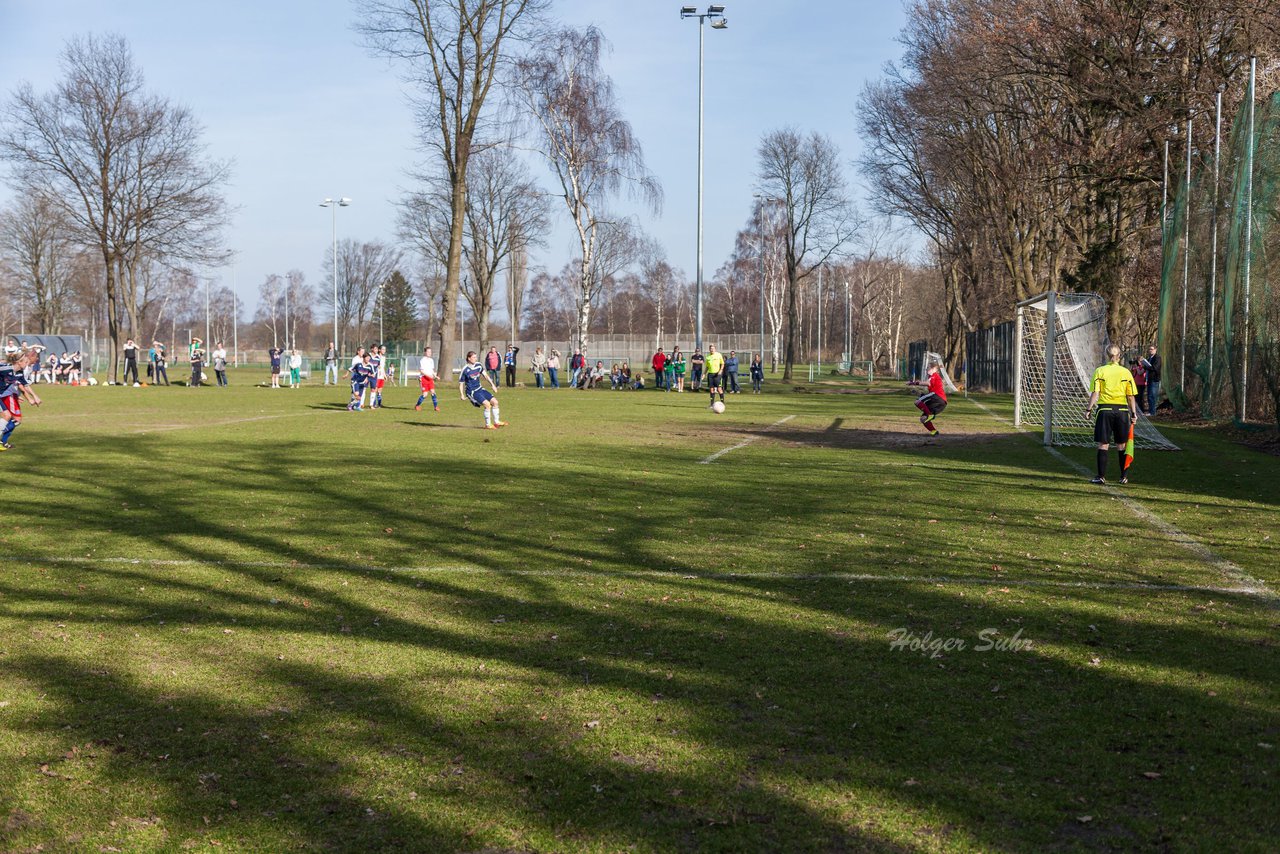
[0,188,83,332]
[0,34,229,380]
[321,239,402,352]
[514,26,661,350]
[358,0,546,375]
[756,128,856,380]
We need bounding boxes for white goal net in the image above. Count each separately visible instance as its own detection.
[1015,292,1178,449]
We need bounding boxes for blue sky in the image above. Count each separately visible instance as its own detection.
[0,0,908,313]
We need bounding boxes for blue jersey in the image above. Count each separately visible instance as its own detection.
[460,362,485,397]
[351,363,373,388]
[269,348,282,368]
[0,364,16,398]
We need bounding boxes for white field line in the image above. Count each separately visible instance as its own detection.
[699,414,796,464]
[128,410,339,435]
[964,397,1274,599]
[13,554,1276,599]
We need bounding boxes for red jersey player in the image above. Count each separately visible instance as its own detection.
[913,360,948,435]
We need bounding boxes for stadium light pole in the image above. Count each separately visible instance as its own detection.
[681,5,728,354]
[204,275,212,358]
[320,198,351,354]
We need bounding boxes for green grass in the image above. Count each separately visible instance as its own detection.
[1,373,1277,852]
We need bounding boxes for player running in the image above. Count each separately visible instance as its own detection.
[347,353,374,411]
[914,360,948,436]
[459,351,506,429]
[704,344,726,409]
[1086,345,1139,485]
[415,346,440,411]
[0,349,43,450]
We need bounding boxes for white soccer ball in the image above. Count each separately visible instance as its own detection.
[711,400,726,414]
[87,377,98,386]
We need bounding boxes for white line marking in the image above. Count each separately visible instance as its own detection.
[700,414,796,464]
[15,554,1276,599]
[965,397,1274,598]
[128,410,339,435]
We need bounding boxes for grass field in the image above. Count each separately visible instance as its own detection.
[1,372,1276,852]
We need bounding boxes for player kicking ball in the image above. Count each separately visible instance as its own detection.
[913,360,947,435]
[0,349,43,449]
[415,346,441,412]
[459,351,506,430]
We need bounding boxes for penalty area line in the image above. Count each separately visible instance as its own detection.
[964,396,1274,600]
[15,554,1276,599]
[699,414,796,464]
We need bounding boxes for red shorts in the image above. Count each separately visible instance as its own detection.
[376,378,385,390]
[419,375,436,392]
[3,395,20,418]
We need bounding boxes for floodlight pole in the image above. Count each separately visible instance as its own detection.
[816,266,823,376]
[282,272,290,353]
[681,5,728,354]
[1242,57,1257,420]
[321,198,350,356]
[1208,90,1222,405]
[1181,117,1191,393]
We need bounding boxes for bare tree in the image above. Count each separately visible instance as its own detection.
[358,0,546,375]
[756,128,856,380]
[321,239,402,351]
[459,144,549,350]
[0,34,229,380]
[0,188,82,332]
[514,26,661,350]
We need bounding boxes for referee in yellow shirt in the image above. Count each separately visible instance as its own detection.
[1086,345,1140,485]
[704,344,726,408]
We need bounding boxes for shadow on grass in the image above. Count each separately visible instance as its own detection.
[3,423,1278,850]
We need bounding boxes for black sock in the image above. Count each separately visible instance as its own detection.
[1096,449,1108,479]
[1118,449,1127,475]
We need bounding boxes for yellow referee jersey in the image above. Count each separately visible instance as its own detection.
[1090,363,1137,405]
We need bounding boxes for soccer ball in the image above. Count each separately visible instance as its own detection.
[711,400,726,414]
[87,377,98,386]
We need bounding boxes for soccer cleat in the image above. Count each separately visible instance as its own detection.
[433,405,440,412]
[1119,476,1129,485]
[1090,476,1106,485]
[494,421,508,428]
[484,424,498,430]
[0,443,9,451]
[414,405,421,411]
[929,429,939,436]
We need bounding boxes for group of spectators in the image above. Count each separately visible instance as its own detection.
[4,339,82,385]
[515,343,765,393]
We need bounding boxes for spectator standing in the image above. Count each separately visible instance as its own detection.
[289,350,303,389]
[268,345,283,388]
[690,348,704,391]
[147,342,156,381]
[569,349,586,388]
[323,343,339,385]
[725,350,741,394]
[673,348,687,392]
[663,351,675,391]
[190,345,205,387]
[652,347,667,390]
[531,347,547,388]
[504,345,520,387]
[123,338,140,386]
[155,344,169,386]
[547,350,561,388]
[750,355,764,393]
[485,347,502,386]
[1139,344,1162,415]
[1129,357,1147,411]
[212,343,228,386]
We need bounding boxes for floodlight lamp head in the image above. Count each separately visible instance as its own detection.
[711,18,728,28]
[339,198,351,206]
[680,5,696,17]
[708,4,725,13]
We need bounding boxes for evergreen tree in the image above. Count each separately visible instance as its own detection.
[378,270,418,343]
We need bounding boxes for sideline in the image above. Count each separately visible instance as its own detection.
[963,396,1274,598]
[699,414,796,464]
[14,554,1275,598]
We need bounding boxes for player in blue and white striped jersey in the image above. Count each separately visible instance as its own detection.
[459,351,506,430]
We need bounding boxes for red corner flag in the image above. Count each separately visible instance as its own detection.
[1124,419,1136,472]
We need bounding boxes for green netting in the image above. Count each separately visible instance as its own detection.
[1160,86,1280,427]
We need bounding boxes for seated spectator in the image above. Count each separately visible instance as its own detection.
[58,352,73,382]
[584,360,606,389]
[68,352,82,385]
[632,373,646,390]
[610,363,623,389]
[38,354,55,384]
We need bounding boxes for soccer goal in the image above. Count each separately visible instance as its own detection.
[1015,291,1178,449]
[920,351,960,394]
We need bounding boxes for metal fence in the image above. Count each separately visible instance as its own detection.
[964,322,1015,393]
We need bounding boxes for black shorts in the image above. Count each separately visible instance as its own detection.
[917,394,947,416]
[1094,407,1130,444]
[708,373,723,389]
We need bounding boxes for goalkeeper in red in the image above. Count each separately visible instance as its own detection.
[913,360,947,435]
[1086,345,1139,485]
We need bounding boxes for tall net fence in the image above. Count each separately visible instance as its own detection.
[1017,293,1178,449]
[1161,82,1280,426]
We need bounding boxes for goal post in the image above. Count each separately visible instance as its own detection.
[1015,290,1179,450]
